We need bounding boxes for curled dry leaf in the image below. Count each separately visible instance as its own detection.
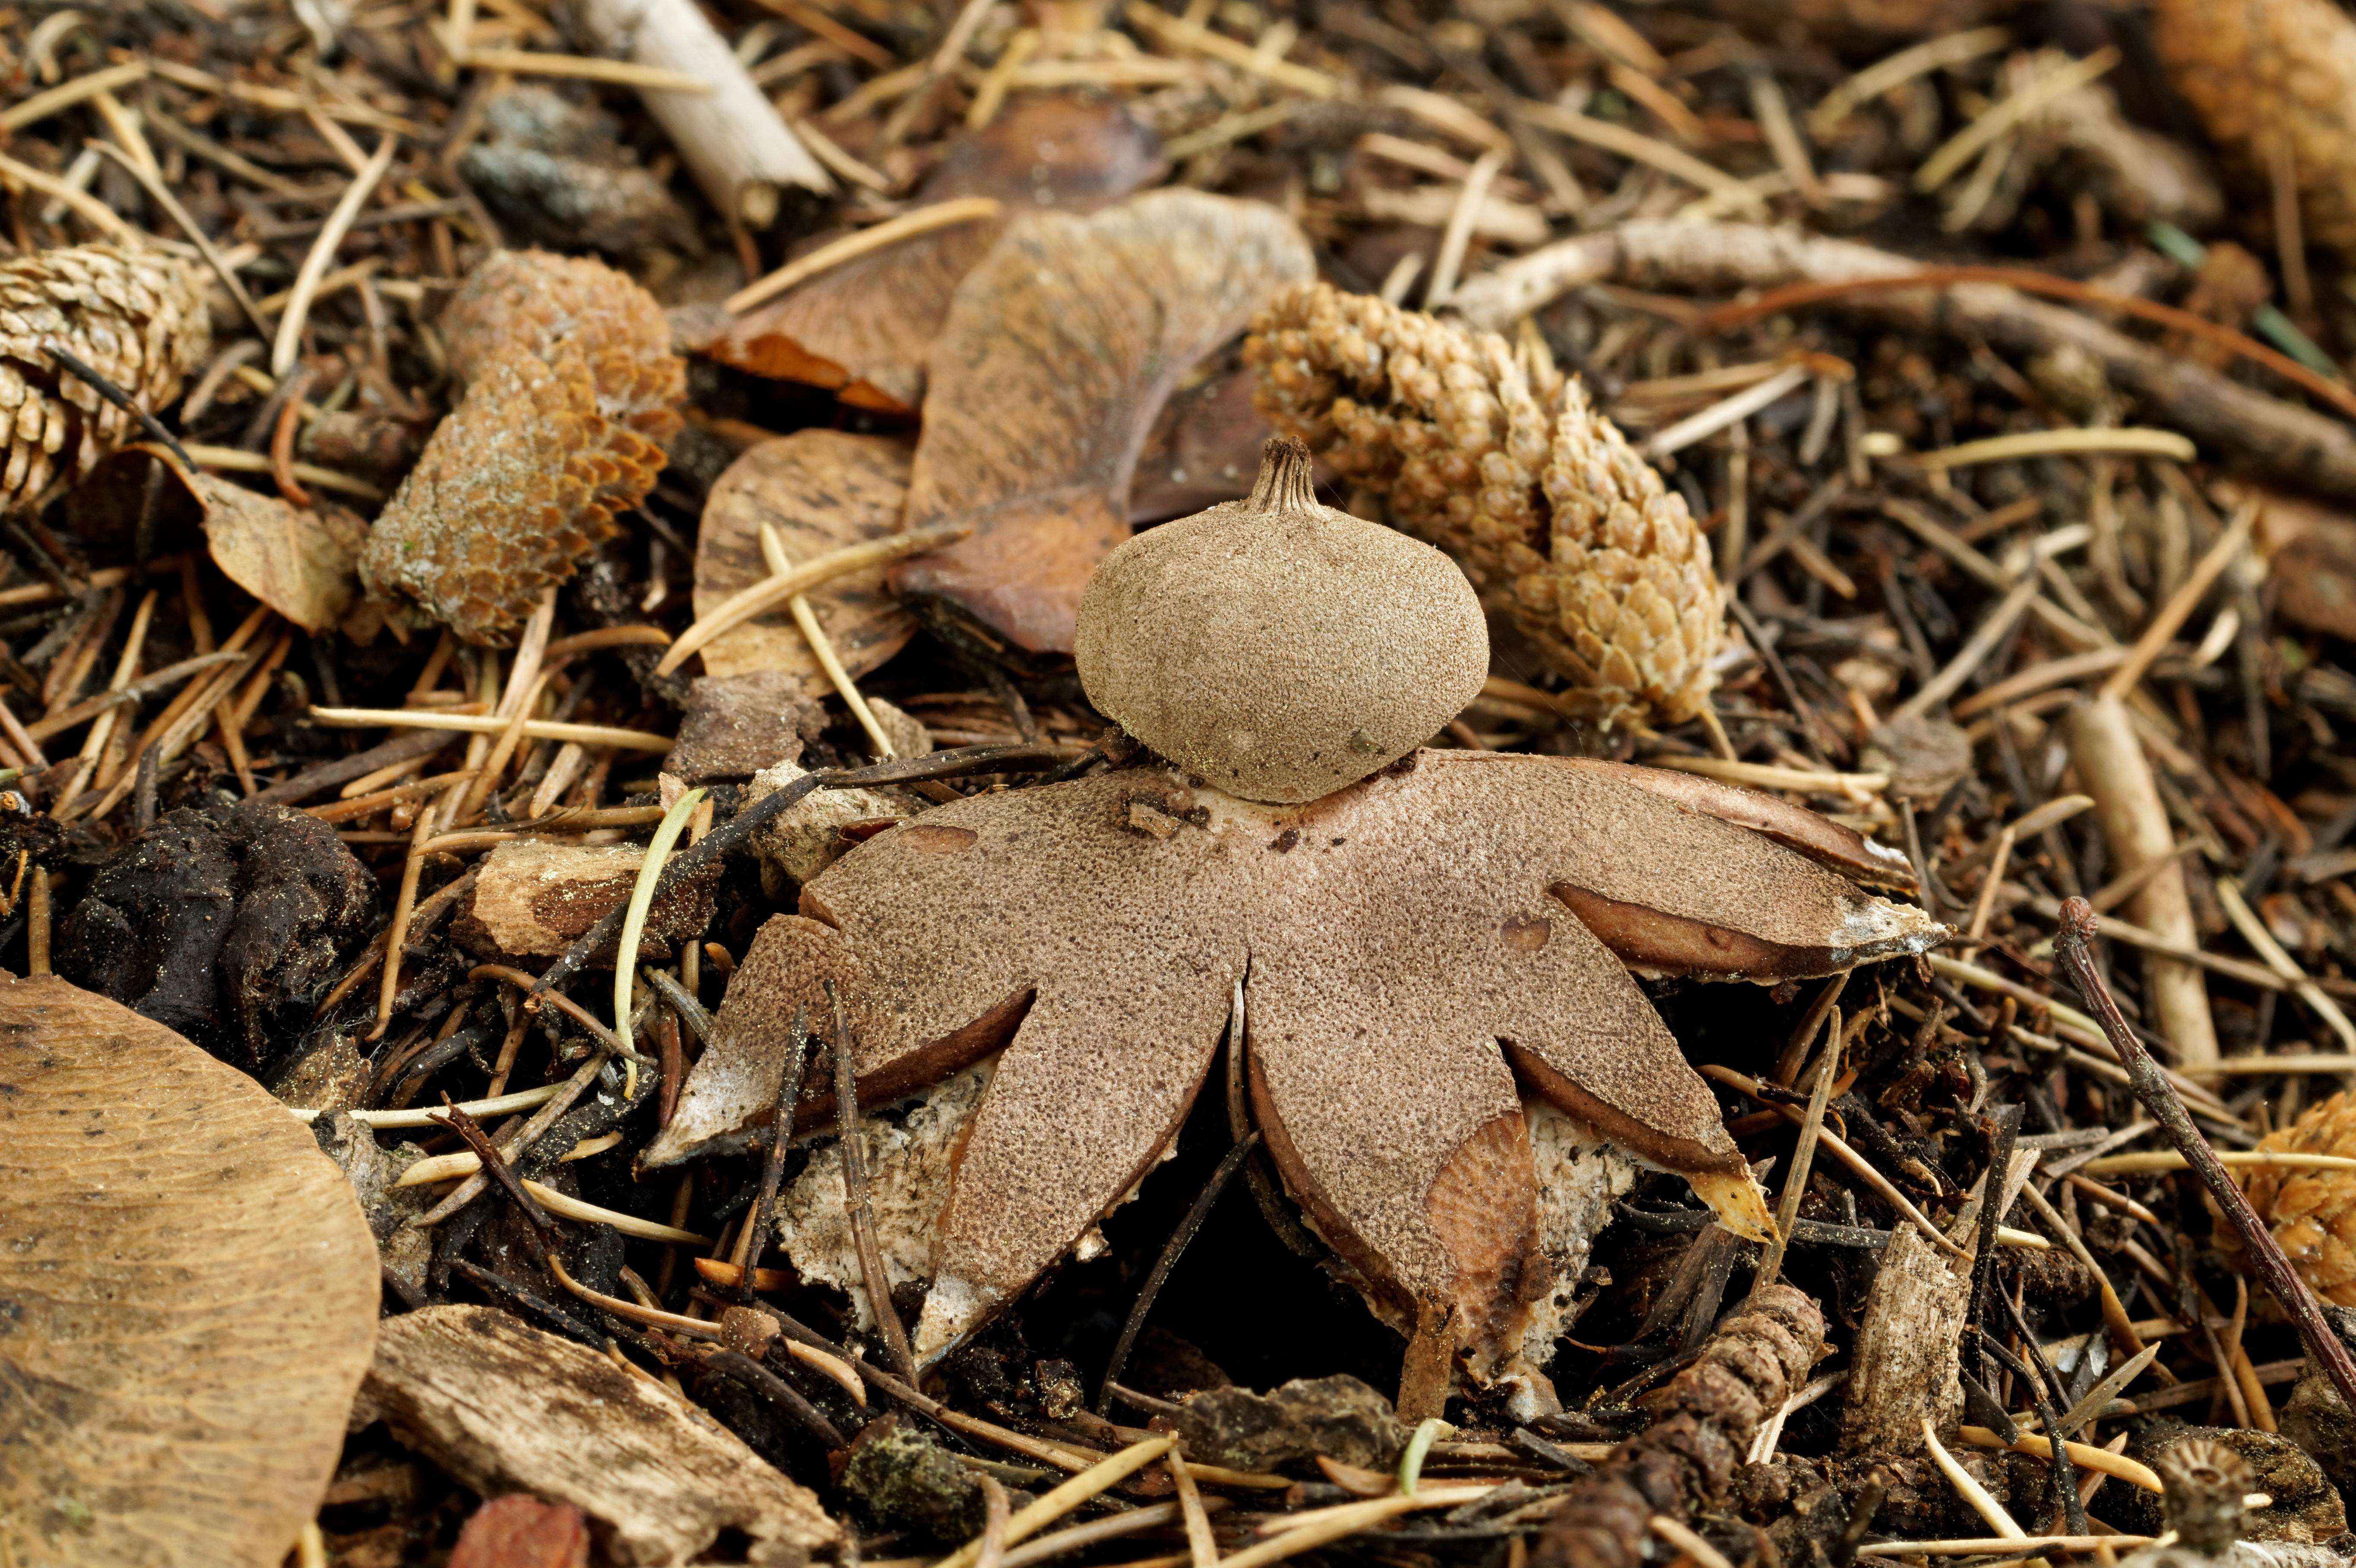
[193,471,366,632]
[891,189,1316,661]
[701,96,1165,412]
[2151,0,2356,253]
[360,250,685,645]
[1248,283,1724,728]
[0,975,378,1568]
[361,1305,840,1568]
[657,445,1941,1392]
[690,430,920,689]
[0,243,210,513]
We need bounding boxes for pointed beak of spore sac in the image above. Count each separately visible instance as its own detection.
[1685,1167,1776,1243]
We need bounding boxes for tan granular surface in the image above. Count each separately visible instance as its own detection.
[1246,282,1723,727]
[361,250,684,644]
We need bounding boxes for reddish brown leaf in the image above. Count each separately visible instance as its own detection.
[700,97,1165,412]
[449,1496,591,1568]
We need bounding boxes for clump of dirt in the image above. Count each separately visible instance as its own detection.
[57,800,375,1073]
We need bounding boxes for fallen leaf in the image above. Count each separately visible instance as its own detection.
[361,1305,840,1568]
[1130,363,1279,524]
[690,430,919,687]
[0,975,379,1568]
[196,474,368,632]
[702,95,1165,411]
[891,190,1316,660]
[76,451,366,632]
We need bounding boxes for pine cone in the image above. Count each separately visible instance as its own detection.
[1244,282,1723,728]
[0,244,209,513]
[361,250,683,645]
[2230,1090,2356,1305]
[2151,0,2356,252]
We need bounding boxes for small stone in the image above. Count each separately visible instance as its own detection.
[1868,714,1975,806]
[1175,1373,1408,1473]
[665,672,826,782]
[840,1416,987,1544]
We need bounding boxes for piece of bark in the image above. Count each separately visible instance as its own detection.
[665,670,826,782]
[704,96,1165,412]
[564,0,829,227]
[893,190,1315,662]
[1175,1375,1410,1472]
[689,431,919,688]
[1449,220,2356,504]
[2067,695,2218,1065]
[453,839,719,963]
[362,1305,839,1567]
[0,977,380,1568]
[1531,1284,1826,1568]
[1841,1222,1972,1457]
[449,1495,592,1568]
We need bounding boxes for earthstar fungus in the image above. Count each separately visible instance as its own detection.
[659,440,1942,1397]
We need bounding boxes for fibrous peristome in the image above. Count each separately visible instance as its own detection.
[654,751,1940,1381]
[0,977,378,1568]
[1077,438,1486,803]
[892,190,1315,660]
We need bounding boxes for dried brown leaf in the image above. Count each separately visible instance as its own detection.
[362,1305,839,1568]
[652,752,1939,1373]
[0,976,379,1567]
[702,97,1165,412]
[892,190,1315,660]
[194,473,366,632]
[690,430,918,688]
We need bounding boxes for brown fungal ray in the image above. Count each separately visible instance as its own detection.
[655,751,1941,1365]
[0,976,379,1567]
[1545,756,1920,892]
[891,190,1315,661]
[703,96,1166,413]
[690,430,920,687]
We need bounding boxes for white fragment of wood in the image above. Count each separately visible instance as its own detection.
[571,0,831,227]
[1841,1222,1972,1458]
[361,1304,839,1567]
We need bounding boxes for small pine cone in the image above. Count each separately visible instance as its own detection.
[1244,281,1722,727]
[0,244,209,513]
[2151,0,2356,252]
[362,250,683,644]
[2227,1089,2356,1304]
